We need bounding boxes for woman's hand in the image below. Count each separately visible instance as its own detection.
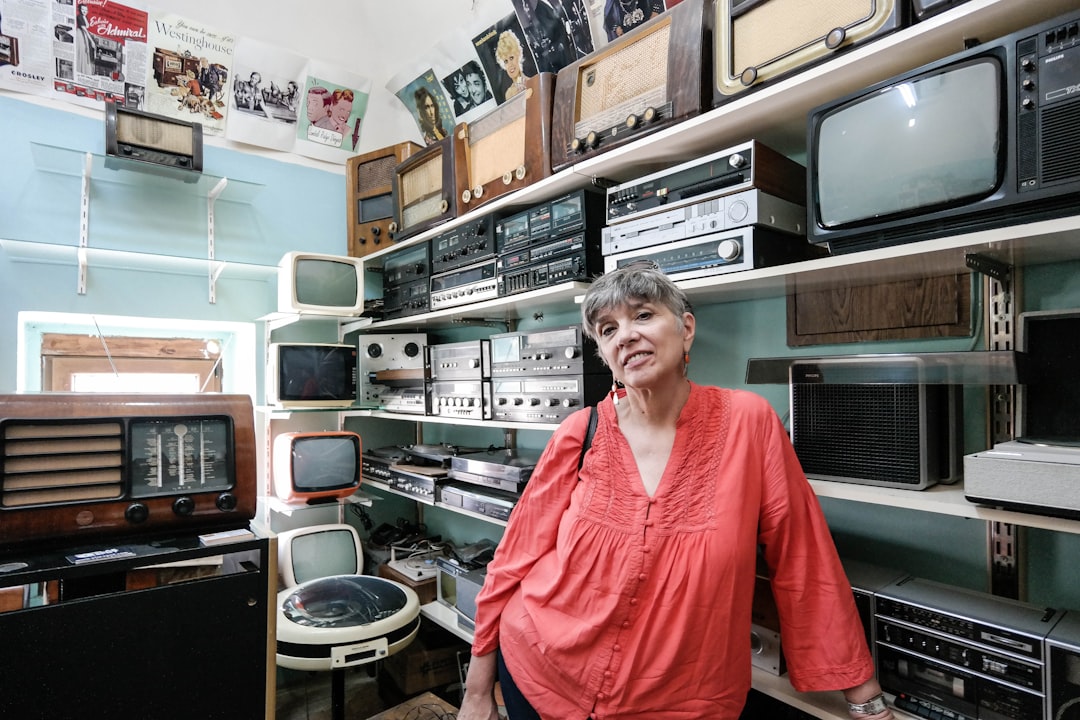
[458,651,500,720]
[456,691,500,720]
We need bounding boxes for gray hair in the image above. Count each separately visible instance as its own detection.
[580,263,693,341]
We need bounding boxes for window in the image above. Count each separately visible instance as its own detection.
[40,333,222,392]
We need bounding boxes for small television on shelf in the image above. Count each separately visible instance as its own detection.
[277,523,363,586]
[266,342,357,408]
[277,251,365,317]
[272,431,362,504]
[807,9,1080,255]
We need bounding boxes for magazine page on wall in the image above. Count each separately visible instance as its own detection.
[471,11,536,107]
[292,61,371,164]
[143,11,232,134]
[0,0,54,97]
[509,0,596,74]
[387,62,453,147]
[224,36,306,152]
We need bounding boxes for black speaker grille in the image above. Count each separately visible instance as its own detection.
[1041,101,1080,186]
[792,384,925,485]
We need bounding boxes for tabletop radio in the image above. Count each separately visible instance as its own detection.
[391,136,457,242]
[346,141,422,257]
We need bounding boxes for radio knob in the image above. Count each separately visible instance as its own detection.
[497,397,508,406]
[529,398,541,406]
[172,496,195,516]
[545,398,559,407]
[1022,79,1035,92]
[625,113,640,129]
[728,153,748,169]
[388,221,398,234]
[1022,98,1036,111]
[461,189,472,204]
[125,502,149,524]
[717,239,742,261]
[562,398,578,408]
[1021,57,1036,72]
[468,358,480,369]
[502,170,514,185]
[825,26,846,49]
[564,347,579,359]
[585,131,601,149]
[513,397,524,406]
[473,185,484,199]
[216,493,238,512]
[571,137,586,154]
[739,66,758,87]
[537,352,552,360]
[643,107,658,124]
[515,165,526,181]
[440,199,449,213]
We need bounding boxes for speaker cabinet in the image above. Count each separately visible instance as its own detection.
[789,357,963,490]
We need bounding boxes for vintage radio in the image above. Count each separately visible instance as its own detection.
[874,577,1064,720]
[551,0,712,172]
[346,141,422,258]
[426,340,491,382]
[391,136,457,242]
[499,245,601,297]
[602,188,806,256]
[105,104,203,174]
[1046,611,1080,720]
[430,213,497,275]
[382,279,430,320]
[713,0,907,105]
[496,188,607,255]
[0,393,256,547]
[606,139,805,223]
[789,357,964,490]
[490,324,605,377]
[453,73,555,212]
[604,226,820,282]
[437,482,519,523]
[357,333,427,410]
[381,241,431,289]
[492,375,609,424]
[428,259,499,311]
[0,34,19,67]
[426,380,492,421]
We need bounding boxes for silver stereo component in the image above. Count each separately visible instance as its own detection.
[489,324,604,377]
[750,622,785,676]
[379,387,426,415]
[437,481,519,523]
[426,340,491,382]
[426,380,491,421]
[491,376,609,424]
[429,259,499,311]
[357,333,427,410]
[965,441,1080,519]
[601,188,806,256]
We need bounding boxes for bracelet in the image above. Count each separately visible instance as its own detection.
[847,693,888,715]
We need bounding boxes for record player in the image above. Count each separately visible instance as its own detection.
[450,448,541,494]
[402,443,491,468]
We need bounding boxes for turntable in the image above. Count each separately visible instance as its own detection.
[450,448,541,493]
[403,443,492,468]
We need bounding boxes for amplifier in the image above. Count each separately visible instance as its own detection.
[712,0,907,105]
[499,244,601,297]
[438,481,519,523]
[551,0,712,172]
[382,241,431,289]
[426,380,492,421]
[964,441,1080,520]
[391,135,457,242]
[429,259,499,311]
[492,374,609,424]
[490,324,605,377]
[385,463,449,503]
[380,387,426,415]
[346,141,422,257]
[426,340,491,381]
[361,452,395,486]
[602,187,806,256]
[0,393,256,546]
[1046,611,1080,720]
[496,188,607,255]
[382,278,429,320]
[357,333,427,410]
[874,577,1064,720]
[789,357,964,490]
[430,213,497,275]
[604,226,820,281]
[454,73,554,212]
[606,139,805,223]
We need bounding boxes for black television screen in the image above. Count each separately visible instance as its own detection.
[814,58,1002,229]
[271,343,357,407]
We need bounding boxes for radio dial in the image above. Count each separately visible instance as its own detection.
[564,347,579,359]
[717,239,742,261]
[728,153,748,169]
[172,496,195,516]
[125,502,149,524]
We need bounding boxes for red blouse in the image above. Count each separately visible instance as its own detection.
[471,384,873,719]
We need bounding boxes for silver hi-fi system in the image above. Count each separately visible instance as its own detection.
[357,333,427,414]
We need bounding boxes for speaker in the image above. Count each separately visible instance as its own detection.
[1016,309,1080,444]
[104,103,203,174]
[1047,612,1080,720]
[789,357,963,490]
[713,0,908,105]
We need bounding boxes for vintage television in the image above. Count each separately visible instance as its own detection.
[807,9,1080,254]
[276,251,365,317]
[346,141,422,258]
[266,342,358,409]
[0,393,257,547]
[713,0,907,106]
[104,103,203,174]
[391,136,457,242]
[272,431,362,504]
[453,73,554,212]
[550,0,712,173]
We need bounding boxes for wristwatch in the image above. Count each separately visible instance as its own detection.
[847,693,888,715]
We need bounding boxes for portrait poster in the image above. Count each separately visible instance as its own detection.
[293,60,371,164]
[430,36,495,126]
[472,12,536,107]
[388,65,453,146]
[0,0,55,97]
[144,12,234,135]
[510,0,595,74]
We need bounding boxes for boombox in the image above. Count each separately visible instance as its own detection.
[391,135,457,242]
[550,0,712,173]
[453,73,554,212]
[357,333,427,411]
[789,357,963,490]
[0,393,256,547]
[713,0,907,105]
[346,141,421,258]
[104,103,203,174]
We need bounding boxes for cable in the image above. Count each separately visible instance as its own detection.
[401,704,457,720]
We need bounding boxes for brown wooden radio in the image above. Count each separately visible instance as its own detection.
[550,0,712,173]
[453,73,555,213]
[391,135,458,242]
[347,141,422,258]
[0,393,257,547]
[0,34,20,67]
[713,0,908,106]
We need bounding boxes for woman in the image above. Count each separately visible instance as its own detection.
[458,262,894,720]
[495,30,528,102]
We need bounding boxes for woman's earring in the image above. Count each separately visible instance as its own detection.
[611,380,622,405]
[684,352,690,366]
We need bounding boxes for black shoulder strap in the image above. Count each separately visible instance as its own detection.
[578,405,598,471]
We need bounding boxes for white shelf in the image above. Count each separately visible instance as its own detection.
[260,493,372,518]
[420,600,475,644]
[750,670,917,720]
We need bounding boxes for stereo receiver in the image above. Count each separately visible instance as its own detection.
[430,213,497,275]
[382,241,431,289]
[382,279,429,320]
[490,324,605,377]
[429,259,499,311]
[492,375,609,424]
[347,141,422,257]
[0,393,256,546]
[498,244,601,298]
